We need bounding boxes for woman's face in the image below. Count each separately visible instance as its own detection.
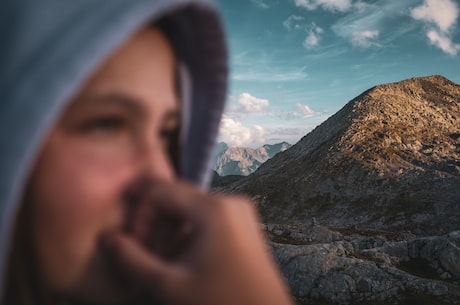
[28,27,179,303]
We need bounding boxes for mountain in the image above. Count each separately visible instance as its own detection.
[211,170,245,189]
[223,75,460,235]
[213,142,291,176]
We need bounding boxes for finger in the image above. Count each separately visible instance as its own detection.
[131,195,156,244]
[128,186,203,261]
[135,181,210,248]
[101,231,188,294]
[146,181,208,219]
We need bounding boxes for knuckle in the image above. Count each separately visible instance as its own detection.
[220,195,257,216]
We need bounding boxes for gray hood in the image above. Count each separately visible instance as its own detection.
[0,0,227,299]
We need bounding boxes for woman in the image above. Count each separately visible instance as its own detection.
[0,0,295,304]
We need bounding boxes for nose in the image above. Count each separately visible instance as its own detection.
[121,138,177,215]
[139,139,177,183]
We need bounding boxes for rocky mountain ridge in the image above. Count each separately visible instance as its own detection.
[223,75,460,235]
[213,141,291,176]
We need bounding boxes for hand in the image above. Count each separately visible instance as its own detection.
[102,181,294,305]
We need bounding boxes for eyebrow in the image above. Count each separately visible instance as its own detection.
[70,93,180,122]
[73,93,147,118]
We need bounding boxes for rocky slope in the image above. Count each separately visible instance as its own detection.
[213,142,291,176]
[265,224,460,305]
[211,170,245,189]
[223,75,460,235]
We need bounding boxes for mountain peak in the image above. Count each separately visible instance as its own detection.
[213,142,292,176]
[225,75,460,235]
[327,75,460,175]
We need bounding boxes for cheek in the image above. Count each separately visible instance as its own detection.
[30,139,137,291]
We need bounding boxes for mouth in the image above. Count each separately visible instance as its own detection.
[66,242,137,305]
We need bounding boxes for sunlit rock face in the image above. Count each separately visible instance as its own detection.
[222,75,460,235]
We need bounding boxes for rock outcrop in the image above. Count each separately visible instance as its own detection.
[265,224,460,305]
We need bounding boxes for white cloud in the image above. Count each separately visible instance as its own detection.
[251,0,279,9]
[282,16,323,49]
[303,24,324,49]
[273,103,318,120]
[330,3,383,48]
[231,93,270,113]
[283,15,305,31]
[232,68,308,82]
[264,127,306,144]
[232,50,309,82]
[411,0,458,32]
[218,116,265,147]
[330,1,427,49]
[426,30,460,56]
[351,30,380,48]
[295,103,317,116]
[353,1,371,12]
[251,0,270,9]
[411,0,460,56]
[304,32,320,48]
[295,0,372,13]
[295,0,353,12]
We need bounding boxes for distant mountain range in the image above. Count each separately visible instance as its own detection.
[213,142,292,176]
[217,75,460,235]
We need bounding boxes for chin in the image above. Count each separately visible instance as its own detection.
[67,247,139,305]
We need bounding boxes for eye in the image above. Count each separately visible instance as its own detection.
[160,127,176,139]
[159,125,181,173]
[79,116,126,133]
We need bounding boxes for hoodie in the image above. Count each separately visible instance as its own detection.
[0,0,228,300]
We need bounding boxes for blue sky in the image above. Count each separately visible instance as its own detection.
[213,0,460,147]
